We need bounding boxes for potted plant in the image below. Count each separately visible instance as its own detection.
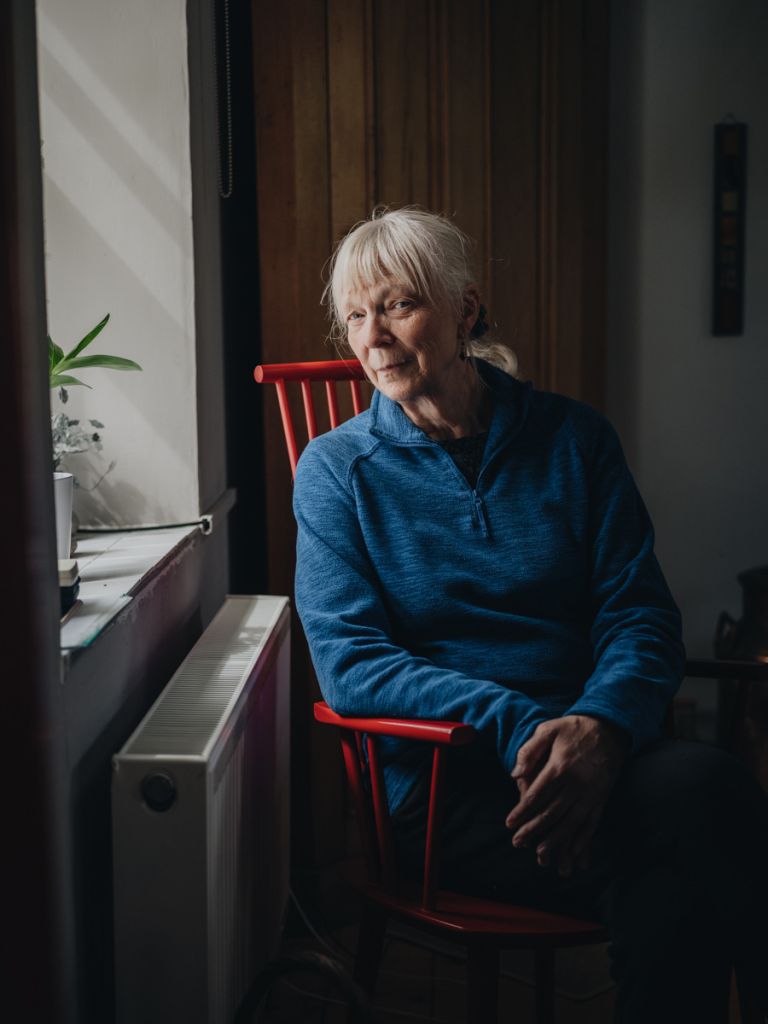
[49,313,141,558]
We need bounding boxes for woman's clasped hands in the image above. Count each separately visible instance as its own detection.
[505,715,630,878]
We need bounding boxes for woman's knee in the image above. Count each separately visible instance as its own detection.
[605,739,768,847]
[623,739,756,804]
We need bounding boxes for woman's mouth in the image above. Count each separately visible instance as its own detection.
[377,359,409,372]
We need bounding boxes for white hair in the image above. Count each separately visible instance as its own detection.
[323,206,518,376]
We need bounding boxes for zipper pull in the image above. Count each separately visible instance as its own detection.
[474,495,490,537]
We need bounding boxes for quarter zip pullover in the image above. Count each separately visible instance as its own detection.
[294,361,684,812]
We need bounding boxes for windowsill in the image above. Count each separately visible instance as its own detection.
[60,525,200,650]
[58,487,236,653]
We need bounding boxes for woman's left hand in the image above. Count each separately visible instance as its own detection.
[505,715,629,876]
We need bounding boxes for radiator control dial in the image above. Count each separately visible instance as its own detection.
[141,772,177,812]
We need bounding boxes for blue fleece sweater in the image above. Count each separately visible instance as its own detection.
[294,361,684,812]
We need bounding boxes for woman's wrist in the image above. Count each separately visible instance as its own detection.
[578,713,632,756]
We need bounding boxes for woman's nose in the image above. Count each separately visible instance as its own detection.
[362,313,392,348]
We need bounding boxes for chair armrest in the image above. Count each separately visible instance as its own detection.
[314,701,477,746]
[685,658,768,682]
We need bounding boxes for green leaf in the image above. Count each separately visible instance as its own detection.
[50,373,91,389]
[48,336,64,367]
[56,354,142,373]
[48,336,66,387]
[63,313,110,361]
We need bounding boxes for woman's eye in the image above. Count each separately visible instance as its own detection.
[347,311,363,322]
[393,299,413,311]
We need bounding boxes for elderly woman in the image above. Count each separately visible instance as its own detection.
[293,207,768,1023]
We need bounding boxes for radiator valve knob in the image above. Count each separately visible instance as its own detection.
[141,772,177,812]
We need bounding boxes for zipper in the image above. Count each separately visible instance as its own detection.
[431,445,491,538]
[473,493,490,537]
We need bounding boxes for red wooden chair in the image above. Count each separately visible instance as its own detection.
[255,359,768,1023]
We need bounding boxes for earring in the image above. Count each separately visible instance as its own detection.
[459,337,467,360]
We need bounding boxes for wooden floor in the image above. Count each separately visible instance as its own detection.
[259,933,618,1019]
[259,937,618,1024]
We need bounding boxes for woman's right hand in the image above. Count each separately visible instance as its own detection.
[505,714,628,876]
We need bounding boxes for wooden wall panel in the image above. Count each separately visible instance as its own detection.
[553,0,587,399]
[252,0,340,873]
[252,0,302,604]
[252,0,297,602]
[489,0,541,382]
[373,0,432,208]
[328,0,375,239]
[251,0,610,871]
[574,0,610,409]
[539,0,610,402]
[443,0,488,288]
[292,0,332,352]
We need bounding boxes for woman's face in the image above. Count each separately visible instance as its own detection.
[340,279,477,407]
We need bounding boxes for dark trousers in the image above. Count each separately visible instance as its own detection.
[392,739,768,1023]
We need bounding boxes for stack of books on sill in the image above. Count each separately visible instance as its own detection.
[59,559,80,618]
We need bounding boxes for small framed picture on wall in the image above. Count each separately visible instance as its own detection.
[712,118,747,336]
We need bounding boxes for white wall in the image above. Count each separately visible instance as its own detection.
[607,0,768,660]
[38,0,200,526]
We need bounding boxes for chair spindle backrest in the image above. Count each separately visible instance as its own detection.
[343,732,445,909]
[254,359,368,478]
[314,702,476,911]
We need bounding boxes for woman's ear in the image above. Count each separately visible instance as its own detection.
[460,286,481,335]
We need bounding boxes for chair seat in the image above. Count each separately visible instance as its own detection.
[342,861,607,946]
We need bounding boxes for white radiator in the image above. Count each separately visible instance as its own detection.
[112,595,290,1024]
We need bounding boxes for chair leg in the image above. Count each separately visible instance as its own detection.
[534,947,556,1024]
[353,903,387,997]
[466,943,500,1024]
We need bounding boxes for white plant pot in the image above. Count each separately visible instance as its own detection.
[53,471,74,560]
